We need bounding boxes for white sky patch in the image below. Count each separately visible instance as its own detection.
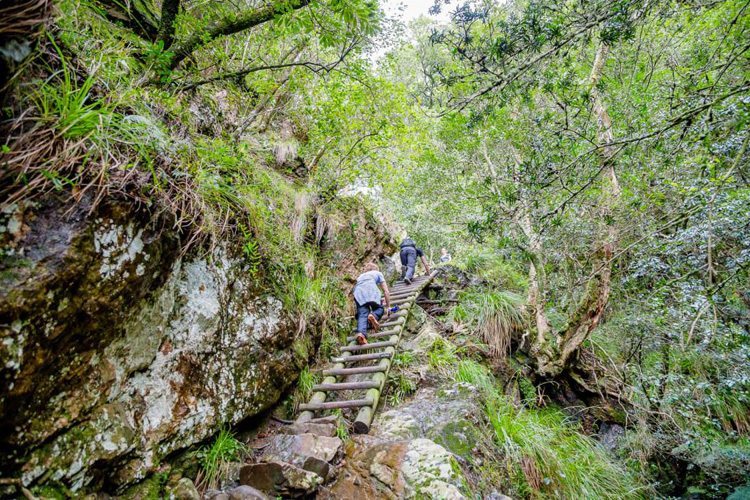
[381,0,451,22]
[369,0,451,63]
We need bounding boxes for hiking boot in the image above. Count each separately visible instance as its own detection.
[404,277,412,285]
[367,313,380,331]
[356,333,368,345]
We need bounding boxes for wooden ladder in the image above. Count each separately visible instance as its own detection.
[295,272,435,433]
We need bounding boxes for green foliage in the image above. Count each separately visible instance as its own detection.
[34,64,117,141]
[392,351,416,368]
[197,428,247,490]
[427,336,459,373]
[335,421,350,442]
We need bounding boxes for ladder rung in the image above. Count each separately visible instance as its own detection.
[391,297,415,305]
[299,398,374,411]
[347,330,399,342]
[380,318,404,328]
[340,340,397,352]
[312,381,381,391]
[332,352,393,363]
[322,365,387,376]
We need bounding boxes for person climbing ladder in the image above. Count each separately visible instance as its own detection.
[399,237,431,284]
[352,263,391,345]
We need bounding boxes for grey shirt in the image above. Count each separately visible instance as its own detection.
[353,270,385,305]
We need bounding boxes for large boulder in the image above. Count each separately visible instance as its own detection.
[239,461,321,497]
[0,194,396,494]
[329,437,467,499]
[258,433,343,479]
[372,384,483,460]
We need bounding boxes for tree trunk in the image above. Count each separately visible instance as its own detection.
[536,41,621,377]
[157,0,180,50]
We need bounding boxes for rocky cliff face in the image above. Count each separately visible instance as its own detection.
[0,191,396,494]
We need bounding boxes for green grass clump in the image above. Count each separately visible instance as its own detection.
[386,372,417,407]
[428,336,459,373]
[455,359,494,393]
[457,291,524,360]
[197,428,247,490]
[290,366,318,413]
[457,251,527,291]
[452,358,644,498]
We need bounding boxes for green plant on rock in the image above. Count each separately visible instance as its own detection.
[196,428,247,490]
[238,224,262,277]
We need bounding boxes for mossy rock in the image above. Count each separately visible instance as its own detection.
[432,420,478,459]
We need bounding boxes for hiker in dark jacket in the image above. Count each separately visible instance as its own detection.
[399,237,431,284]
[353,263,391,345]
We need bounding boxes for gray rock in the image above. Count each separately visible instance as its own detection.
[401,439,465,499]
[171,477,200,500]
[226,484,269,500]
[260,433,342,467]
[598,422,625,451]
[239,461,321,496]
[372,385,482,460]
[486,492,513,500]
[279,422,337,437]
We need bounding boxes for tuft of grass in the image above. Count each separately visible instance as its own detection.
[392,351,416,368]
[476,385,644,498]
[336,421,351,442]
[196,428,247,490]
[291,367,317,412]
[278,268,344,334]
[428,336,459,373]
[455,358,494,393]
[386,372,417,407]
[451,291,524,361]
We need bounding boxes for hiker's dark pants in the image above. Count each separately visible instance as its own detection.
[356,301,384,336]
[400,247,417,281]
